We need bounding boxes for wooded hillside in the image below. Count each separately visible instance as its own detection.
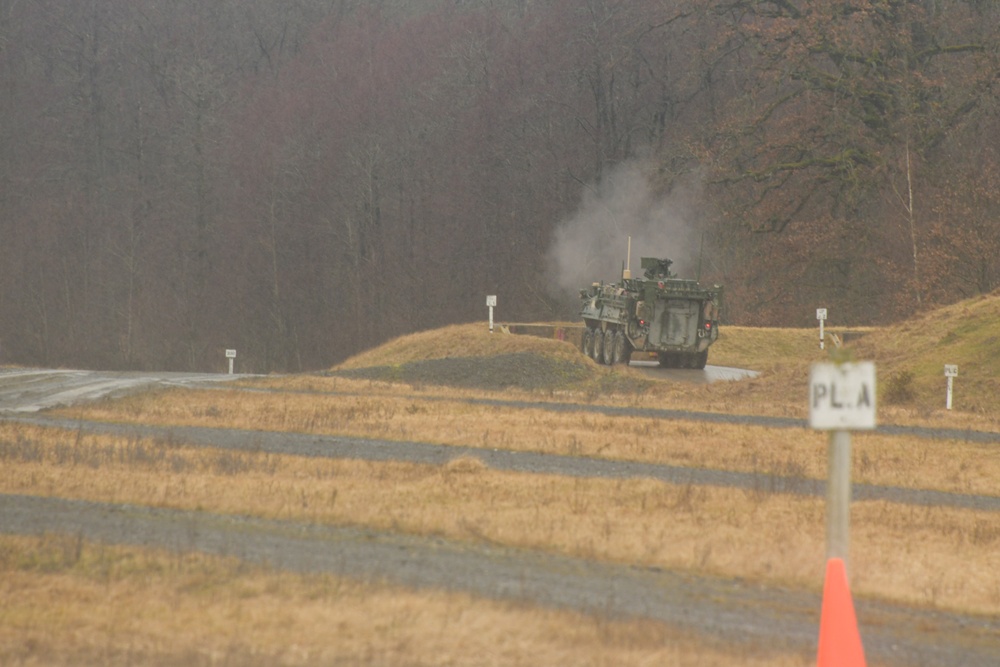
[1,0,996,372]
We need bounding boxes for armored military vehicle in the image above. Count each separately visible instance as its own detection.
[579,258,722,368]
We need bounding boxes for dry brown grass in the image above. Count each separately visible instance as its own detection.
[60,385,1000,497]
[0,535,810,667]
[324,315,1000,430]
[245,363,1000,432]
[2,422,998,616]
[652,323,1000,430]
[336,322,587,369]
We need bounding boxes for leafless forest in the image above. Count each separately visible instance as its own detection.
[0,0,997,372]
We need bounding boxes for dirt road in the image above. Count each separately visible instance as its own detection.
[0,368,243,414]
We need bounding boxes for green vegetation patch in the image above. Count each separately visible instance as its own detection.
[853,291,1000,409]
[332,352,593,391]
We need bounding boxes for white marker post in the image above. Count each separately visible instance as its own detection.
[486,295,497,334]
[810,361,876,562]
[816,308,828,350]
[225,349,237,375]
[944,364,958,410]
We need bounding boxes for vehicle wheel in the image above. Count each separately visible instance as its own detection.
[602,329,616,365]
[580,329,593,357]
[658,352,673,368]
[591,329,605,364]
[612,331,631,365]
[695,350,708,369]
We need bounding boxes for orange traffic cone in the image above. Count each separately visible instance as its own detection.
[817,557,866,667]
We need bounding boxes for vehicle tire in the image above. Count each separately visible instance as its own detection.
[591,329,605,364]
[658,352,674,368]
[602,329,616,365]
[612,331,631,365]
[581,329,593,357]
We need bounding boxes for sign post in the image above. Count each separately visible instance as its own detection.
[225,349,237,375]
[809,361,876,562]
[810,360,874,667]
[816,308,828,350]
[944,364,958,410]
[486,295,497,334]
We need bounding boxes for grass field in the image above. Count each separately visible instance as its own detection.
[3,292,1000,665]
[0,534,809,667]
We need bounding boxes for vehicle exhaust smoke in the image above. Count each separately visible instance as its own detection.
[546,160,703,302]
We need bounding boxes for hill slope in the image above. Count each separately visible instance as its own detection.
[332,293,1000,420]
[332,323,605,392]
[852,291,1000,413]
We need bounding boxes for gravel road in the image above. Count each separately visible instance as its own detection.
[0,368,244,414]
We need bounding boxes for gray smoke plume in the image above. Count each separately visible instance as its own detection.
[546,160,704,302]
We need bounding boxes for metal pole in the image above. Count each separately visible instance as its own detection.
[489,306,494,334]
[228,358,234,375]
[827,430,852,563]
[819,318,825,350]
[946,376,954,410]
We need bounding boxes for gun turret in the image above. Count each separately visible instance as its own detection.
[640,257,675,280]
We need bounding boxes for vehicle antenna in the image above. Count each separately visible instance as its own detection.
[623,236,632,280]
[696,232,705,282]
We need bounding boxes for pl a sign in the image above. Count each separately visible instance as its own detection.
[809,361,874,665]
[810,362,877,430]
